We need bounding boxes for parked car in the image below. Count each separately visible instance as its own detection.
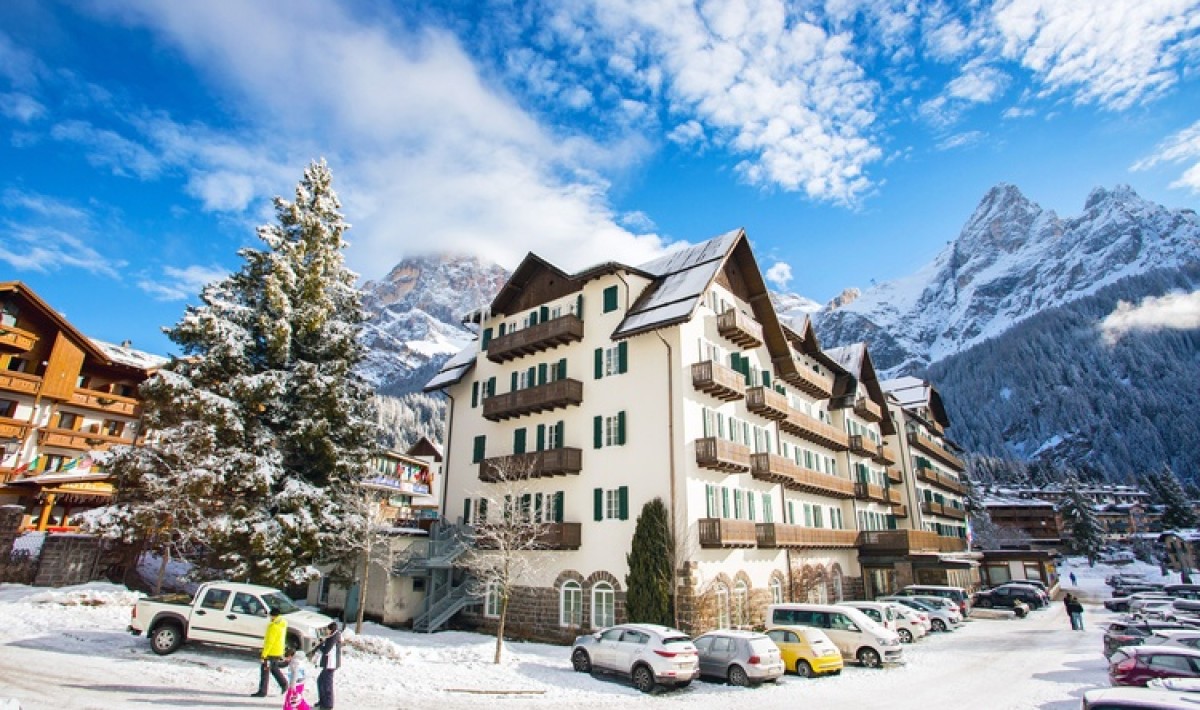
[1144,630,1200,652]
[764,625,844,677]
[1109,645,1200,687]
[1136,600,1178,620]
[1083,686,1200,709]
[837,601,898,633]
[879,596,959,632]
[886,601,931,637]
[1108,573,1149,588]
[1108,593,1173,613]
[692,629,784,686]
[1165,585,1200,601]
[996,582,1050,606]
[1147,677,1200,693]
[571,623,699,693]
[895,585,971,616]
[1105,621,1200,658]
[766,603,903,668]
[127,581,334,656]
[974,585,1044,610]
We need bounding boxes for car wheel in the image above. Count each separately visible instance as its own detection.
[857,647,882,668]
[571,649,592,673]
[728,665,749,687]
[632,664,656,694]
[150,623,184,655]
[794,660,813,678]
[932,619,947,633]
[898,628,913,644]
[977,598,993,609]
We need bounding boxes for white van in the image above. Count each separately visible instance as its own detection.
[766,603,903,667]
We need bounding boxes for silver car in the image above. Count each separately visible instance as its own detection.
[692,630,785,686]
[879,595,961,632]
[571,623,700,693]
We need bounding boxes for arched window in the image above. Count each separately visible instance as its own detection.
[484,582,501,618]
[715,583,730,628]
[560,581,582,627]
[592,582,615,628]
[831,567,845,603]
[769,577,783,604]
[733,581,748,627]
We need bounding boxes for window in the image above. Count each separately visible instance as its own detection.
[770,577,784,604]
[592,582,615,628]
[472,436,486,464]
[733,581,748,627]
[594,412,627,448]
[200,588,231,611]
[104,420,125,437]
[232,592,266,616]
[715,584,730,628]
[0,399,15,417]
[57,412,79,430]
[561,581,583,627]
[602,285,619,313]
[594,487,629,521]
[484,583,501,618]
[762,493,773,523]
[595,343,628,378]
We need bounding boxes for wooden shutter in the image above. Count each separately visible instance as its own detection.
[529,310,538,326]
[557,358,567,379]
[511,372,519,391]
[576,294,583,319]
[463,498,472,525]
[595,348,604,379]
[487,377,496,397]
[471,381,479,408]
[538,363,547,385]
[527,366,536,387]
[706,484,715,518]
[617,341,627,373]
[540,305,550,321]
[473,435,486,463]
[721,488,730,518]
[498,323,506,336]
[603,285,618,312]
[748,492,756,521]
[553,491,564,523]
[594,488,603,521]
[617,411,626,445]
[555,421,565,447]
[536,424,546,452]
[762,371,771,387]
[513,428,526,454]
[481,327,493,350]
[594,416,603,449]
[618,486,629,520]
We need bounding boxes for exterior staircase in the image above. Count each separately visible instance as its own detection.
[398,524,477,633]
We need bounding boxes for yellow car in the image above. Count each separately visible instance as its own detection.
[764,625,845,677]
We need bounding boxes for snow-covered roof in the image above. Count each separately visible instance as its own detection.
[825,343,865,377]
[92,339,168,370]
[982,492,1056,508]
[9,470,110,486]
[881,376,929,409]
[423,343,477,392]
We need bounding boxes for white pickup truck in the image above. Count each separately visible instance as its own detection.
[128,581,335,656]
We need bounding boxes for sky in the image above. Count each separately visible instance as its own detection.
[1,0,1198,357]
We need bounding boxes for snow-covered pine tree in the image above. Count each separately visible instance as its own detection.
[1152,464,1200,530]
[102,160,379,587]
[625,498,674,627]
[1058,475,1103,566]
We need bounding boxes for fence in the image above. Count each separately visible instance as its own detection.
[0,504,132,587]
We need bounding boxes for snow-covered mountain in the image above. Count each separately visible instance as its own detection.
[814,184,1200,375]
[359,255,508,395]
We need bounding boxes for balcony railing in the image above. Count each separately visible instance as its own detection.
[886,466,903,484]
[875,444,896,465]
[698,518,757,548]
[780,409,849,452]
[854,481,889,504]
[892,504,908,518]
[745,386,788,421]
[939,536,967,552]
[791,465,856,499]
[479,447,582,482]
[857,529,943,554]
[70,388,141,417]
[716,309,763,350]
[691,360,745,402]
[534,522,582,550]
[486,314,584,363]
[482,378,583,421]
[886,487,903,505]
[920,501,968,521]
[854,397,883,422]
[772,354,834,399]
[0,416,28,439]
[38,427,132,451]
[695,437,751,473]
[848,434,874,457]
[0,325,37,351]
[0,371,40,396]
[908,431,965,470]
[756,523,858,549]
[915,463,967,495]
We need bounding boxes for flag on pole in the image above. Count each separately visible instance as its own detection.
[61,456,81,472]
[13,455,39,475]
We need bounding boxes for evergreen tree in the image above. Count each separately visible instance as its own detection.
[1058,476,1104,566]
[98,160,379,586]
[625,498,674,627]
[1152,464,1200,530]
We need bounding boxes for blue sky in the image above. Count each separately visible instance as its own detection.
[1,0,1198,357]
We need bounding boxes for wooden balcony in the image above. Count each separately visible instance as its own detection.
[38,427,132,451]
[70,388,140,417]
[756,523,858,549]
[886,466,903,484]
[0,416,28,439]
[0,371,40,396]
[0,325,37,351]
[716,309,763,350]
[691,360,745,401]
[854,481,889,504]
[534,522,582,550]
[921,500,946,517]
[773,354,834,399]
[479,447,582,482]
[915,463,967,495]
[886,487,903,505]
[695,437,751,473]
[482,378,583,421]
[789,464,856,499]
[486,314,584,363]
[875,444,896,465]
[908,431,965,470]
[892,504,908,519]
[745,386,787,421]
[939,536,967,552]
[854,397,883,422]
[857,529,943,554]
[780,409,849,451]
[848,434,874,457]
[698,518,757,548]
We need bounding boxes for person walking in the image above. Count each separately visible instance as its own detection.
[1063,594,1079,630]
[1069,572,1078,586]
[1067,594,1085,631]
[253,607,289,697]
[311,622,343,710]
[283,646,312,710]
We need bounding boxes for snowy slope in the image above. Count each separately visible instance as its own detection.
[814,184,1200,375]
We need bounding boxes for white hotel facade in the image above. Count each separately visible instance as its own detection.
[425,230,969,641]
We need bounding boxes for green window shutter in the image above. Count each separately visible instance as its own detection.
[603,285,618,312]
[617,341,628,373]
[481,328,493,350]
[762,371,771,387]
[472,435,486,463]
[514,428,526,454]
[558,358,567,379]
[595,348,604,379]
[788,501,795,524]
[554,491,564,523]
[471,381,479,408]
[617,411,626,445]
[527,366,536,386]
[576,294,583,319]
[511,372,519,391]
[538,363,547,385]
[463,498,471,525]
[764,493,773,523]
[594,488,603,521]
[536,424,546,451]
[540,306,550,321]
[529,310,538,326]
[721,488,730,518]
[594,416,603,448]
[730,352,740,371]
[706,484,715,518]
[618,486,629,520]
[498,323,506,336]
[555,421,565,446]
[748,492,756,522]
[487,377,496,397]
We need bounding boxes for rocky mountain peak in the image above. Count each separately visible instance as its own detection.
[825,287,861,311]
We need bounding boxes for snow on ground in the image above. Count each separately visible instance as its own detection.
[0,560,1161,710]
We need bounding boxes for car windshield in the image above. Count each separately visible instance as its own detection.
[662,636,694,649]
[748,638,777,655]
[261,592,302,615]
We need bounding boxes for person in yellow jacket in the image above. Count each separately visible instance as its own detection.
[251,607,289,697]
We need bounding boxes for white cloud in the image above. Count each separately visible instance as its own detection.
[138,264,229,301]
[667,119,705,146]
[0,222,123,277]
[947,60,1008,103]
[1100,290,1200,345]
[618,210,656,231]
[2,189,88,221]
[49,119,163,179]
[937,131,985,151]
[1002,106,1036,119]
[0,92,45,123]
[1131,120,1200,193]
[765,261,792,289]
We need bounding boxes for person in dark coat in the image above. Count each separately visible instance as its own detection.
[310,622,342,709]
[1064,594,1085,630]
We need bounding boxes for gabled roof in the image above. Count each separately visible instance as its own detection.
[881,375,951,428]
[825,343,895,435]
[423,342,477,392]
[406,436,444,461]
